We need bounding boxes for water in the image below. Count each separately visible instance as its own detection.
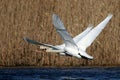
[0,67,120,80]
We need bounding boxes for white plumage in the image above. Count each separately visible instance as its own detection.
[24,14,113,60]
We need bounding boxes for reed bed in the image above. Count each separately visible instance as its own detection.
[0,0,119,67]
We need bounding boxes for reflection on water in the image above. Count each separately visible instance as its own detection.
[0,67,120,80]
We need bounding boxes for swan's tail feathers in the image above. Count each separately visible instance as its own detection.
[46,49,64,53]
[39,46,50,50]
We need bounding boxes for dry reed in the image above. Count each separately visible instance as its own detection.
[0,0,119,67]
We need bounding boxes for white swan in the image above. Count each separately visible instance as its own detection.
[24,14,113,60]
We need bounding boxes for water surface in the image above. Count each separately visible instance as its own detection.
[0,67,120,80]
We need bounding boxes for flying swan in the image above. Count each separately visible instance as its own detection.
[24,14,113,60]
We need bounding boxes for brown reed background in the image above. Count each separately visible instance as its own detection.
[0,0,119,67]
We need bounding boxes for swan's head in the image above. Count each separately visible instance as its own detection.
[78,49,93,60]
[64,47,93,59]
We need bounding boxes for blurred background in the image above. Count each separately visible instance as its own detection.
[0,0,119,67]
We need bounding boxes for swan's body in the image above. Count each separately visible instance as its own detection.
[24,14,113,60]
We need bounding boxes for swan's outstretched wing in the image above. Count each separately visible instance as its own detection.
[24,37,61,50]
[52,14,78,50]
[56,25,93,48]
[73,25,93,43]
[77,14,113,51]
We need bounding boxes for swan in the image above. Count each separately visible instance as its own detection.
[24,14,113,60]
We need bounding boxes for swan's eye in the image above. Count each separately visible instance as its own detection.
[78,53,81,55]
